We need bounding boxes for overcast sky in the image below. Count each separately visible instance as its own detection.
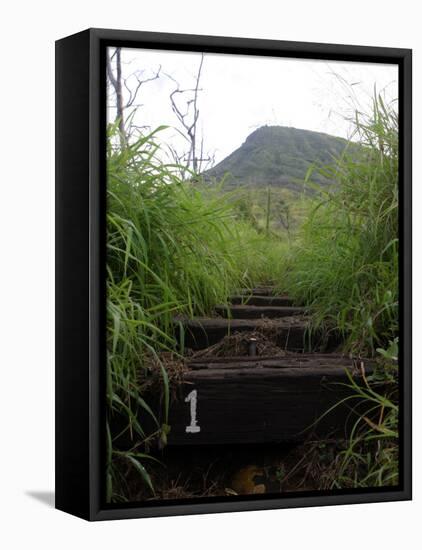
[107,48,398,165]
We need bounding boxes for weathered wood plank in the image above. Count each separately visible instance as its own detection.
[215,304,306,319]
[188,353,365,370]
[239,287,277,296]
[175,316,310,351]
[230,295,294,307]
[239,286,276,296]
[166,357,372,445]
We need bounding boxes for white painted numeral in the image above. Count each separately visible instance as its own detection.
[185,389,201,433]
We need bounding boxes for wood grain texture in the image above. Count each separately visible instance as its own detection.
[166,355,373,445]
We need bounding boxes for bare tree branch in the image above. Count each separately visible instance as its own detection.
[165,54,210,176]
[125,65,162,108]
[107,48,162,147]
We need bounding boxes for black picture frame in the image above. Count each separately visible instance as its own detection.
[55,28,412,521]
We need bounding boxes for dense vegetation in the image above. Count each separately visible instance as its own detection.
[283,97,399,486]
[285,99,398,356]
[106,126,287,501]
[106,96,399,501]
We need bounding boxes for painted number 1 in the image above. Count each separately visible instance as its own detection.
[185,389,201,433]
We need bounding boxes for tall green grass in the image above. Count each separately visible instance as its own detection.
[281,95,399,488]
[285,96,398,356]
[330,339,399,488]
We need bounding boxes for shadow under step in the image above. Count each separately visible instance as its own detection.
[215,304,305,319]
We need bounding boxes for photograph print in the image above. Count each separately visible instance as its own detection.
[105,45,401,505]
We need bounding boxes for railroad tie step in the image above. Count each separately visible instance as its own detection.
[215,304,306,319]
[230,295,294,307]
[187,353,360,370]
[113,353,374,449]
[166,353,375,445]
[174,315,309,351]
[239,287,278,297]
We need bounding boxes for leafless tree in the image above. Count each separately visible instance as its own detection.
[165,54,213,176]
[106,48,125,147]
[106,47,161,147]
[107,48,215,176]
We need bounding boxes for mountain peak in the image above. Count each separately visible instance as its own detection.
[204,125,348,190]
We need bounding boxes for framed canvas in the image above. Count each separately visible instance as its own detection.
[55,28,412,521]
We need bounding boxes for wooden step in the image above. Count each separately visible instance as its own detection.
[230,295,294,307]
[239,287,277,297]
[175,316,310,351]
[166,354,374,445]
[188,353,358,370]
[215,304,305,319]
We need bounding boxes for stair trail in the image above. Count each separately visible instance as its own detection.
[167,287,372,446]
